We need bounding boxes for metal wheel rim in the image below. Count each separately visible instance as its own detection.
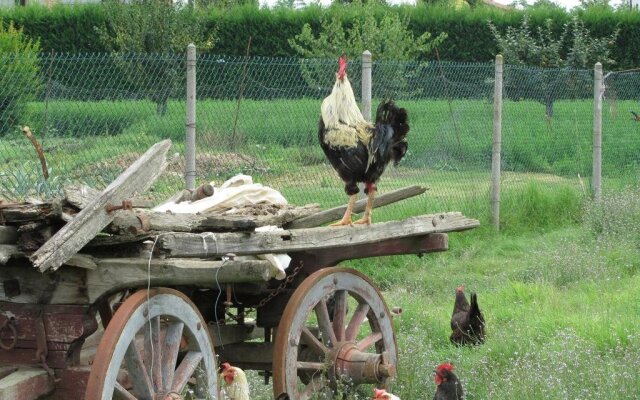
[272,267,397,399]
[85,288,217,400]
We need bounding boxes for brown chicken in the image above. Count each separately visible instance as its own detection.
[632,111,640,121]
[433,363,464,400]
[450,285,485,345]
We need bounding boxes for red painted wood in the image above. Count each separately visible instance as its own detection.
[0,302,97,343]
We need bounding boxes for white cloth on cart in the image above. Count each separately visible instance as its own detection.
[153,174,291,279]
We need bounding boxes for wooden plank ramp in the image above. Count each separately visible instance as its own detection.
[30,140,172,272]
[160,212,479,258]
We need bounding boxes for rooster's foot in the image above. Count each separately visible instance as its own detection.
[330,218,353,226]
[352,217,371,225]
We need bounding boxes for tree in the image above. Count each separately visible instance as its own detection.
[97,0,216,115]
[289,2,447,96]
[0,19,40,136]
[489,15,618,116]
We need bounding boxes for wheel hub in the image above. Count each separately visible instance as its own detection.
[331,342,396,385]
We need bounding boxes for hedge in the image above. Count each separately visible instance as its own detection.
[1,4,638,67]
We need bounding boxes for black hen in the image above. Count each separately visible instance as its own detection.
[450,285,485,346]
[433,363,464,400]
[319,54,409,226]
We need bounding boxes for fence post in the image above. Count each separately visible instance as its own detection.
[491,54,503,231]
[592,62,603,201]
[361,50,372,122]
[185,43,197,191]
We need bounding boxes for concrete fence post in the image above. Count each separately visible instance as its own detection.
[361,50,372,122]
[491,54,503,231]
[592,62,603,201]
[185,43,197,191]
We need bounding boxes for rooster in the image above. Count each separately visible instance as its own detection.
[433,363,464,400]
[450,285,485,346]
[219,362,249,400]
[373,388,401,399]
[319,54,409,225]
[632,111,640,122]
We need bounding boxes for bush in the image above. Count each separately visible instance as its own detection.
[0,19,40,136]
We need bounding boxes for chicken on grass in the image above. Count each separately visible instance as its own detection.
[219,362,249,400]
[450,285,486,346]
[319,54,409,226]
[433,362,464,400]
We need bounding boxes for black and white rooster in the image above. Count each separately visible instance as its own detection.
[319,54,409,225]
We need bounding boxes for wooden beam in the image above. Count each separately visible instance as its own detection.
[160,212,479,258]
[107,204,320,235]
[285,185,428,229]
[0,367,54,400]
[31,140,172,272]
[0,226,17,245]
[64,185,154,210]
[0,245,23,265]
[86,258,274,303]
[0,202,60,224]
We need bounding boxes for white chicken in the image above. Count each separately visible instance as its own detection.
[373,388,401,400]
[218,362,250,400]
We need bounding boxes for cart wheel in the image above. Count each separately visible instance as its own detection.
[273,268,397,399]
[86,288,217,400]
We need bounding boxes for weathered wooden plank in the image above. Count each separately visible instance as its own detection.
[160,212,479,258]
[285,185,428,229]
[0,202,60,224]
[107,204,320,235]
[0,226,17,244]
[85,258,274,303]
[31,140,172,272]
[64,184,154,210]
[0,367,54,400]
[0,245,23,265]
[209,323,264,347]
[64,254,98,270]
[0,263,88,304]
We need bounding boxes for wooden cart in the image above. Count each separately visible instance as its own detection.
[0,141,479,400]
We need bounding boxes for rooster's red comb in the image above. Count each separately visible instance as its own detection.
[221,362,231,370]
[436,362,455,373]
[456,285,465,293]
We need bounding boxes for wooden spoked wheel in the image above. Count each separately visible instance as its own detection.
[273,268,398,399]
[85,288,218,400]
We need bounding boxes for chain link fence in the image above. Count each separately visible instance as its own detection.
[0,52,622,225]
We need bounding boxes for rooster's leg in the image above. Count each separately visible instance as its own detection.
[330,194,357,226]
[353,184,375,225]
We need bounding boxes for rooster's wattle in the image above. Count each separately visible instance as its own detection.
[319,54,409,225]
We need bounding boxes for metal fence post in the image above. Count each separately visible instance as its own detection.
[491,54,503,231]
[361,50,372,122]
[185,43,197,191]
[592,62,603,201]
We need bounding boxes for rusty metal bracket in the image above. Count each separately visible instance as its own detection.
[105,200,133,214]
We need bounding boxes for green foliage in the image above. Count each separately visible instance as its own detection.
[96,0,216,115]
[289,1,447,60]
[1,5,639,69]
[0,19,40,136]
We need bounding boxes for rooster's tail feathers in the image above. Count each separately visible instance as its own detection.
[376,100,409,139]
